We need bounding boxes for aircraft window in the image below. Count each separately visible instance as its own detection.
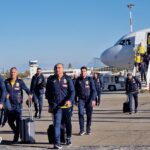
[119,40,125,45]
[126,39,131,45]
[119,39,131,46]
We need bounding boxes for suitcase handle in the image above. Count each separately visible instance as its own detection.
[28,100,33,120]
[126,95,129,102]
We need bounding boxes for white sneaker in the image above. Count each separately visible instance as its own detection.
[54,144,63,149]
[79,131,86,136]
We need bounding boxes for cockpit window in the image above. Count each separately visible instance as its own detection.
[119,39,131,46]
[119,40,125,45]
[126,39,131,45]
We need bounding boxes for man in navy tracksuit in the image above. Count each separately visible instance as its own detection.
[30,68,46,118]
[46,63,75,149]
[75,66,97,136]
[71,74,78,114]
[0,75,6,109]
[93,73,103,106]
[0,75,7,126]
[140,61,147,82]
[125,73,141,114]
[5,67,32,143]
[72,74,78,85]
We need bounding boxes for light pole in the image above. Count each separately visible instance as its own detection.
[127,4,135,33]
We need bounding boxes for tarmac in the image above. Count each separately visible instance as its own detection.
[1,80,150,150]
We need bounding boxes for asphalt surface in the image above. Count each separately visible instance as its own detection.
[1,80,150,149]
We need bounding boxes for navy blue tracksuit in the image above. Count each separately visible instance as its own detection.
[45,74,75,146]
[5,78,31,141]
[93,77,103,105]
[30,74,46,116]
[125,77,141,113]
[140,62,147,82]
[75,76,97,133]
[0,75,6,104]
[0,75,7,126]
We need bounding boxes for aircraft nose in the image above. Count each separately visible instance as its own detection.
[100,45,122,66]
[101,48,113,66]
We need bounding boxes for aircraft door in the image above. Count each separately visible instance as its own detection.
[147,33,150,54]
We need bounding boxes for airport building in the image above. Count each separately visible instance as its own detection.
[29,60,92,78]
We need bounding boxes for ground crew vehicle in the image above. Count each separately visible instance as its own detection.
[102,75,126,91]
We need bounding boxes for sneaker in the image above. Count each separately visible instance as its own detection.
[66,138,72,146]
[129,112,132,115]
[86,130,91,135]
[53,144,63,149]
[79,131,86,136]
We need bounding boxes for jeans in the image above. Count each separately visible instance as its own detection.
[53,107,72,145]
[141,71,146,82]
[33,93,43,115]
[53,108,62,145]
[62,108,72,138]
[78,99,93,132]
[128,92,138,112]
[96,91,101,105]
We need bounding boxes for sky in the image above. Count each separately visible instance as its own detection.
[0,0,149,72]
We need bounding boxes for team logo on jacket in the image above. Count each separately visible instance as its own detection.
[64,79,67,84]
[86,80,89,85]
[16,82,20,87]
[38,79,42,84]
[63,79,68,88]
[85,80,89,88]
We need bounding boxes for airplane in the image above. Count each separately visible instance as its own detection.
[100,28,150,69]
[100,28,150,89]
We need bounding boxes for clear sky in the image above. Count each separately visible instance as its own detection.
[0,0,149,71]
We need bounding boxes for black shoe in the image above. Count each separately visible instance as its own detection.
[135,110,138,113]
[129,112,132,115]
[12,140,18,144]
[2,123,5,127]
[34,112,38,118]
[66,138,72,146]
[12,135,19,144]
[86,130,91,135]
[39,114,41,119]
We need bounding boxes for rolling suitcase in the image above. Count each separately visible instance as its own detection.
[20,101,35,144]
[47,118,66,144]
[123,96,130,113]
